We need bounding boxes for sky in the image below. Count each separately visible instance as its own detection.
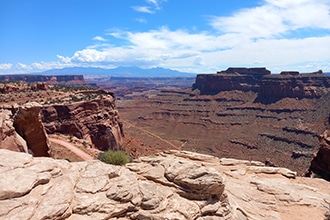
[1,0,330,74]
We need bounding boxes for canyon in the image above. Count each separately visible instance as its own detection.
[0,68,330,219]
[0,82,124,160]
[116,68,330,175]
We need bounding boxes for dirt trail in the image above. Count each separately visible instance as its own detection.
[49,138,93,161]
[122,119,180,150]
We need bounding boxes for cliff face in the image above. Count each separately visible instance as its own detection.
[0,109,28,153]
[41,94,124,151]
[258,73,330,102]
[193,68,330,101]
[193,67,270,95]
[309,129,330,180]
[0,103,51,156]
[0,149,329,220]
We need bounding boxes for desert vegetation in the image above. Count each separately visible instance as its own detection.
[97,150,131,165]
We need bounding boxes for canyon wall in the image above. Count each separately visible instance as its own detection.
[41,93,124,151]
[193,68,330,101]
[192,67,270,95]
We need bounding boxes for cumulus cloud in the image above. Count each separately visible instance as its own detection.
[57,24,330,73]
[17,63,31,70]
[5,0,329,74]
[0,63,13,70]
[210,0,330,39]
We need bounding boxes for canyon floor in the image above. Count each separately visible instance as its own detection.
[115,86,330,175]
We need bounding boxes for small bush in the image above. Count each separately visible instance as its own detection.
[98,150,131,165]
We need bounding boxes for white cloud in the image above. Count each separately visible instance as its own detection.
[135,18,147,23]
[3,0,329,74]
[92,36,107,42]
[0,63,12,70]
[17,63,31,70]
[210,0,330,39]
[57,55,71,63]
[132,0,166,14]
[132,6,154,14]
[55,19,330,73]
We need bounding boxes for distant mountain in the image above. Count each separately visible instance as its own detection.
[40,66,195,77]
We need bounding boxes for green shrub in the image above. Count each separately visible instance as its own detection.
[98,150,131,165]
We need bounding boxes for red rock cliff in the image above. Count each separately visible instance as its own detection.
[309,129,330,181]
[0,103,51,156]
[258,72,330,101]
[193,67,270,95]
[41,94,124,151]
[193,68,330,101]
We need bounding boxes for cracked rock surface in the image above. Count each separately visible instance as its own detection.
[0,149,329,220]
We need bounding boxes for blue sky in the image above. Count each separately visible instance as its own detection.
[1,0,330,74]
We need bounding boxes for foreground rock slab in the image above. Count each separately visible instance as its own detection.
[0,149,329,220]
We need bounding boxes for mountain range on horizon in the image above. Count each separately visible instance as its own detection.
[38,66,197,78]
[1,66,329,78]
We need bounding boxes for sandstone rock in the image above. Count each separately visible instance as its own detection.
[41,96,124,151]
[257,73,330,102]
[192,68,330,101]
[31,82,49,91]
[0,84,19,93]
[0,103,50,156]
[13,102,51,156]
[309,129,330,180]
[0,109,28,153]
[0,149,329,220]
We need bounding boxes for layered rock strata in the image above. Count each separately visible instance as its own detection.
[258,72,330,101]
[41,94,124,151]
[0,149,329,220]
[193,68,330,101]
[0,103,51,156]
[193,67,270,95]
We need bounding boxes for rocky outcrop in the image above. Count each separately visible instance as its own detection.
[193,68,330,101]
[0,74,91,86]
[0,109,28,153]
[309,129,330,180]
[30,82,49,91]
[41,94,124,151]
[0,149,329,220]
[0,84,19,93]
[0,103,51,156]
